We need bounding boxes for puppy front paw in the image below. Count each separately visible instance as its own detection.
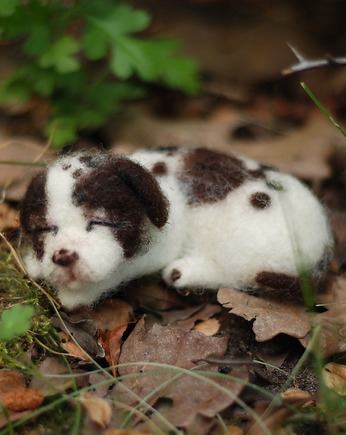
[163,257,220,289]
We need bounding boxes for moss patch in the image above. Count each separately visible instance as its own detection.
[0,246,58,368]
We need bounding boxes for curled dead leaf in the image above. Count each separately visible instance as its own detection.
[280,388,314,407]
[299,276,346,357]
[102,324,128,376]
[217,287,312,341]
[323,363,346,395]
[300,308,346,357]
[78,392,112,429]
[192,318,221,336]
[84,299,133,332]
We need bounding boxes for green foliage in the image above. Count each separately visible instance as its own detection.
[0,0,200,147]
[0,250,57,367]
[0,304,34,341]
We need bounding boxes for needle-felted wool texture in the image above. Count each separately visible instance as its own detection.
[20,147,334,309]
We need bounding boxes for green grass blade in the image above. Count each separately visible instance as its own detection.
[301,82,346,139]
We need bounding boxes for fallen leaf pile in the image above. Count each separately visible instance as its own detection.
[0,370,43,428]
[1,269,346,433]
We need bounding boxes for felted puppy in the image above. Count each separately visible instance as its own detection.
[20,147,333,309]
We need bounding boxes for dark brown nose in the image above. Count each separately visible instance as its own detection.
[52,249,79,267]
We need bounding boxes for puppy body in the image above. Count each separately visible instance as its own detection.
[20,147,333,309]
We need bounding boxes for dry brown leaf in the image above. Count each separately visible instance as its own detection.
[192,318,221,336]
[89,372,113,398]
[2,388,44,412]
[84,299,133,332]
[112,317,248,429]
[160,304,205,325]
[102,324,128,376]
[30,357,89,396]
[249,388,314,435]
[256,349,289,373]
[164,303,221,330]
[323,363,346,395]
[125,281,187,311]
[58,331,93,361]
[217,287,312,342]
[299,276,346,357]
[0,370,25,397]
[315,274,346,306]
[0,369,43,414]
[51,312,104,359]
[280,388,314,406]
[78,392,112,429]
[300,307,346,357]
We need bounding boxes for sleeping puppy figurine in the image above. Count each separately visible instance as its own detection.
[20,147,333,309]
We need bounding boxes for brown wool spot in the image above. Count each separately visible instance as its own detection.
[180,148,253,205]
[157,145,179,156]
[62,163,71,171]
[72,155,169,258]
[255,271,301,292]
[170,268,182,282]
[255,271,303,301]
[248,169,266,179]
[20,171,48,260]
[72,169,83,179]
[151,161,168,176]
[250,192,271,209]
[79,154,100,168]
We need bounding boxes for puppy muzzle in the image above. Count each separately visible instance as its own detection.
[52,249,79,267]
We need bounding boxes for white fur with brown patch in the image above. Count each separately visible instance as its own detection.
[21,148,334,309]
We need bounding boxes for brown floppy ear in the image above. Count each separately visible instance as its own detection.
[115,157,169,228]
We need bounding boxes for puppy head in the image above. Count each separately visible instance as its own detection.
[20,152,169,307]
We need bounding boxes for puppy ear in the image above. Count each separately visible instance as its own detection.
[115,158,169,228]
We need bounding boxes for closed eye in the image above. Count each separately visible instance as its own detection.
[31,226,58,236]
[86,220,121,232]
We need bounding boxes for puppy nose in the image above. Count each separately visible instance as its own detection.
[52,249,79,267]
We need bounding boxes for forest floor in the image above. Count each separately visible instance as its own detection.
[1,1,346,434]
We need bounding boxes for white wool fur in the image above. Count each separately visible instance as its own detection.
[22,148,333,309]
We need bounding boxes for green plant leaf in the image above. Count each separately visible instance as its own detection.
[83,4,150,60]
[82,25,109,60]
[24,25,51,56]
[111,37,170,80]
[111,37,200,93]
[46,117,78,148]
[39,36,81,74]
[0,1,200,148]
[161,56,200,95]
[87,4,150,38]
[0,0,19,17]
[0,305,34,341]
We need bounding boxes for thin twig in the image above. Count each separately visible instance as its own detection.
[282,43,346,75]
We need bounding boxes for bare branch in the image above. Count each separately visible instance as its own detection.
[282,43,346,75]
